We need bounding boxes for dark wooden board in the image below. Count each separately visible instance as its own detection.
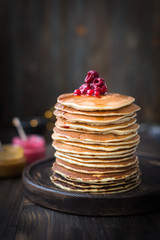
[22,155,160,216]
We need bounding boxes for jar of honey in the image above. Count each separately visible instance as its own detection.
[0,145,26,177]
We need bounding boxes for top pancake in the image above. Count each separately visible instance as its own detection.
[57,93,135,111]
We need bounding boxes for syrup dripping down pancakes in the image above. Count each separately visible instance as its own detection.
[50,93,141,194]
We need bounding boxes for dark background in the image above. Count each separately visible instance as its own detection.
[0,0,160,130]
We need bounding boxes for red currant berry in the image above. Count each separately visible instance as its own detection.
[79,83,91,93]
[93,86,102,94]
[90,83,94,89]
[85,70,99,83]
[93,77,105,87]
[74,89,81,95]
[87,89,94,95]
[101,84,108,94]
[94,90,100,96]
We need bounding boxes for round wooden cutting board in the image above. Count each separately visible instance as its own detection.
[22,154,160,216]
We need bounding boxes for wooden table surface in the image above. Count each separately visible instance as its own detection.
[1,127,160,240]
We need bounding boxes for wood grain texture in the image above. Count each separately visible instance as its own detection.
[0,178,23,240]
[0,0,160,127]
[15,205,160,240]
[0,132,160,240]
[22,155,160,216]
[1,176,160,240]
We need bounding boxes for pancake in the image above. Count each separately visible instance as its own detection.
[58,139,139,152]
[56,158,138,174]
[57,93,135,111]
[52,171,140,187]
[55,102,140,116]
[55,154,138,168]
[53,127,138,143]
[53,133,140,146]
[52,161,139,183]
[55,151,137,163]
[51,177,140,194]
[55,117,137,133]
[55,122,139,135]
[65,149,137,159]
[52,140,137,156]
[54,110,137,125]
[51,169,140,192]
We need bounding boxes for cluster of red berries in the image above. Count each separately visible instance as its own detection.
[74,70,108,96]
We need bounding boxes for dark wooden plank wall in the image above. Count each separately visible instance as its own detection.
[0,0,160,127]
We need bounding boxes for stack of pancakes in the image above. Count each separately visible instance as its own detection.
[51,93,141,194]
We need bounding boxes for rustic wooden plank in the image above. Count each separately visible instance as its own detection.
[15,199,160,240]
[0,178,23,240]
